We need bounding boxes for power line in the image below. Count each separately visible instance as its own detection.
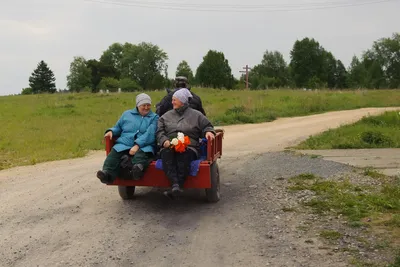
[85,0,382,8]
[83,0,398,12]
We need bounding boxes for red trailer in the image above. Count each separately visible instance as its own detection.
[103,130,224,203]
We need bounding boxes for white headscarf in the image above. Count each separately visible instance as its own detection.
[136,93,151,107]
[173,88,193,104]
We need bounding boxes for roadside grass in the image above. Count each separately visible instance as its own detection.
[199,89,400,126]
[1,88,400,170]
[319,230,342,241]
[388,255,400,267]
[363,167,387,179]
[288,172,400,224]
[294,111,400,149]
[288,172,400,266]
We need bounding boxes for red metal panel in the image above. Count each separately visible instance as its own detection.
[207,136,212,161]
[108,162,211,188]
[105,137,114,155]
[103,131,223,189]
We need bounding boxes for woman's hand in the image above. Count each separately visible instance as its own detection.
[104,131,113,140]
[205,132,215,141]
[163,140,171,148]
[129,145,139,155]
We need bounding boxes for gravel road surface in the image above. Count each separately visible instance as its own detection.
[0,107,399,267]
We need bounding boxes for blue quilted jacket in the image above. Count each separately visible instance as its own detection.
[106,108,159,154]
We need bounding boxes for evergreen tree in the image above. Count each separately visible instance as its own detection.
[29,60,56,94]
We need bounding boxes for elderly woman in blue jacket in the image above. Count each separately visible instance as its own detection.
[96,93,159,184]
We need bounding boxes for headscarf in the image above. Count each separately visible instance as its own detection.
[136,93,152,106]
[173,88,192,104]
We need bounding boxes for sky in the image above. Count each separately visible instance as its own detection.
[0,0,399,96]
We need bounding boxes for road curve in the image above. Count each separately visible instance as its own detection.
[0,107,398,267]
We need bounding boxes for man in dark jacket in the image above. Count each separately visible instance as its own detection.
[155,76,206,117]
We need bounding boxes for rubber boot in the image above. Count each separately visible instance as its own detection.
[96,170,112,184]
[130,164,144,180]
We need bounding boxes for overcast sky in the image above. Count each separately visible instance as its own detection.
[0,0,399,95]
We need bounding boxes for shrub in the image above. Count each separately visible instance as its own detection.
[21,87,33,95]
[98,77,119,92]
[119,78,142,92]
[361,131,393,146]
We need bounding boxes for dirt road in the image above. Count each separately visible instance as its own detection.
[0,107,398,267]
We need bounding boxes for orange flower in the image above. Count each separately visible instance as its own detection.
[175,141,185,153]
[171,135,191,153]
[183,136,190,145]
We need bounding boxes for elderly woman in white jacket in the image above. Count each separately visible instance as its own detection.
[156,88,215,197]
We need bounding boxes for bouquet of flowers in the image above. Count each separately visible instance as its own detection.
[170,132,191,153]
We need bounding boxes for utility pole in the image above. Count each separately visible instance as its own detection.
[239,64,251,90]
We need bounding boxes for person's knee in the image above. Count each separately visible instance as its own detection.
[160,148,174,159]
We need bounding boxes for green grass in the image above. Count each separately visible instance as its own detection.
[319,230,342,240]
[202,89,400,125]
[288,171,400,267]
[1,88,400,170]
[288,173,400,224]
[295,111,400,149]
[289,173,400,266]
[388,254,400,267]
[363,167,387,179]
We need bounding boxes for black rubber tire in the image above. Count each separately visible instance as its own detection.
[205,162,220,203]
[118,186,136,200]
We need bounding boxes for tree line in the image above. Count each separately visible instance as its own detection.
[23,32,400,94]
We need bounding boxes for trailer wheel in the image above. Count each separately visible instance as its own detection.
[205,162,220,203]
[118,186,136,200]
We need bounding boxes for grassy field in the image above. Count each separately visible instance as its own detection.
[294,111,400,149]
[1,88,400,170]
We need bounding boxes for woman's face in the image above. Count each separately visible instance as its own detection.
[172,96,184,109]
[138,103,151,116]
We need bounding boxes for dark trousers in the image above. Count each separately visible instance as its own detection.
[160,148,197,187]
[103,148,154,180]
